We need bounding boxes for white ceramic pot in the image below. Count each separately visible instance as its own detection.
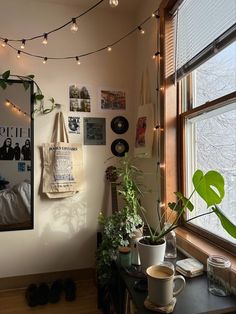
[137,236,166,273]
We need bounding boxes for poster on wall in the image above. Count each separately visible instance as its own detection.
[83,117,106,145]
[69,84,91,112]
[100,90,126,110]
[68,117,80,134]
[0,127,31,161]
[135,117,147,147]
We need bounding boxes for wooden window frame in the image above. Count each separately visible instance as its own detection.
[159,0,236,262]
[179,87,236,254]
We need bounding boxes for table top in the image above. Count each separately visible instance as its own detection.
[119,259,236,314]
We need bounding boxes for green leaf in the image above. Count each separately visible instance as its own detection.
[175,191,194,211]
[213,205,236,239]
[193,170,224,207]
[23,81,30,90]
[2,70,10,80]
[168,202,182,213]
[35,94,44,101]
[42,108,53,114]
[0,80,7,89]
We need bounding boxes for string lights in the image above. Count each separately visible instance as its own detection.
[109,0,119,7]
[42,33,48,45]
[75,56,81,65]
[5,99,30,118]
[20,39,26,49]
[70,18,79,32]
[0,0,105,45]
[1,38,8,47]
[1,8,160,63]
[138,26,145,35]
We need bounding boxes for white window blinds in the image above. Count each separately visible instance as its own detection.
[175,0,236,77]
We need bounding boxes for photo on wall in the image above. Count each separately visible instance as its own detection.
[69,84,91,112]
[68,117,80,134]
[84,117,106,145]
[100,90,126,110]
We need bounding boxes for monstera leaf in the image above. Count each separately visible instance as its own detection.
[193,170,224,207]
[213,205,236,239]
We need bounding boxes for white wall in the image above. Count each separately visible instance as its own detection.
[0,0,161,278]
[0,0,140,277]
[134,0,162,231]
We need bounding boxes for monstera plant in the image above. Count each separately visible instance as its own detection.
[143,169,236,244]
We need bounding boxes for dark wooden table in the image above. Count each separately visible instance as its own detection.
[117,256,236,314]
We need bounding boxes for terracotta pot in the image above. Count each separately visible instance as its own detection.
[138,236,166,273]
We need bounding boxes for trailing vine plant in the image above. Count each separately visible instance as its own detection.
[0,70,60,116]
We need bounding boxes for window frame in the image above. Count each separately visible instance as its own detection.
[179,77,236,253]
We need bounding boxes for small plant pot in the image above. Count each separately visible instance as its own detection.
[138,236,166,273]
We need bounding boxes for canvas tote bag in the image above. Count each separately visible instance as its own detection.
[42,112,83,198]
[134,68,154,158]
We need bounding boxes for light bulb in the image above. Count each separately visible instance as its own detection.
[2,38,8,47]
[71,18,78,32]
[43,57,47,64]
[152,51,160,59]
[42,33,48,45]
[17,50,21,59]
[76,56,81,65]
[107,46,112,52]
[109,0,118,7]
[21,39,26,49]
[138,26,145,35]
[5,100,10,106]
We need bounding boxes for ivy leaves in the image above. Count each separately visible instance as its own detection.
[0,70,60,116]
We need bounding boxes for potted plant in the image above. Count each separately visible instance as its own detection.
[137,167,236,271]
[97,154,149,283]
[107,154,236,272]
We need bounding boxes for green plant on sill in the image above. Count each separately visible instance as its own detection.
[113,154,236,245]
[145,168,236,244]
[0,70,60,116]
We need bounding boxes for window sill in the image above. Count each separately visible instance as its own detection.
[176,227,236,291]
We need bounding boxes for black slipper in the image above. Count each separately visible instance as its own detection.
[37,282,50,305]
[25,283,39,307]
[64,278,76,301]
[49,279,63,303]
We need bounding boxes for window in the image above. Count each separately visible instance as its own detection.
[173,0,236,248]
[180,44,236,246]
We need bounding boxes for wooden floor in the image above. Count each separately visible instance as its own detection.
[0,279,102,314]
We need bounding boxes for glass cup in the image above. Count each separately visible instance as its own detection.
[207,255,231,296]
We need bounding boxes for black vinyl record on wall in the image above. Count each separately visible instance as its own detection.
[111,116,129,134]
[111,139,129,157]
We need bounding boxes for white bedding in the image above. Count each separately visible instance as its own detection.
[0,181,31,224]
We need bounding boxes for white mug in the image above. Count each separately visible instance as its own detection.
[146,264,186,306]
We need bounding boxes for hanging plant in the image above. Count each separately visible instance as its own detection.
[0,70,60,116]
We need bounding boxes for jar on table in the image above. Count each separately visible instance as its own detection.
[118,246,131,269]
[207,255,231,296]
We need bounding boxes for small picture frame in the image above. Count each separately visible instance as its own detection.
[84,117,106,145]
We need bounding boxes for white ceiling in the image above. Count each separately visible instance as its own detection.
[37,0,143,12]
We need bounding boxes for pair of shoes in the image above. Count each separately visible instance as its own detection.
[49,279,63,303]
[64,278,76,301]
[25,282,50,307]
